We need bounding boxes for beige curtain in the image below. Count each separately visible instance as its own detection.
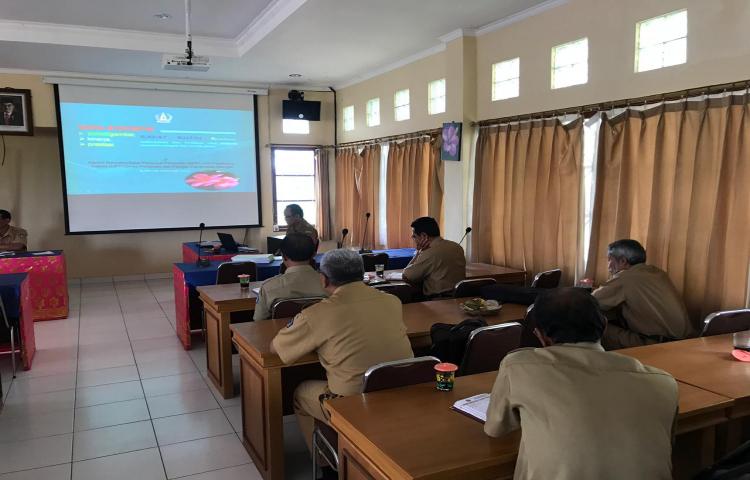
[585,95,750,326]
[334,145,381,249]
[386,136,444,248]
[471,118,583,286]
[314,147,332,240]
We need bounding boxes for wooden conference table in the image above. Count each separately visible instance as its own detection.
[230,299,528,480]
[326,371,734,480]
[199,263,527,399]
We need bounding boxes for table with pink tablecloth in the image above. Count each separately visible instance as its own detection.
[0,250,69,321]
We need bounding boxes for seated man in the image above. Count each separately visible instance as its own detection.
[402,216,465,297]
[0,209,27,251]
[485,288,678,480]
[271,249,413,452]
[253,234,327,320]
[284,203,319,249]
[593,239,692,349]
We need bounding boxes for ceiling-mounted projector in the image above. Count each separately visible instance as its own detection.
[162,0,209,72]
[163,54,210,72]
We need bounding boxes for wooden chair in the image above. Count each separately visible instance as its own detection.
[312,356,440,478]
[372,283,415,304]
[453,278,496,298]
[701,309,750,336]
[270,297,324,319]
[361,252,389,272]
[457,322,522,376]
[215,261,257,284]
[530,269,562,289]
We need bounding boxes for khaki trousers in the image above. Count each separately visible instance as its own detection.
[293,380,330,453]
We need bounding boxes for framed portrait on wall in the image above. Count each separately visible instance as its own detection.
[0,88,33,136]
[441,122,461,161]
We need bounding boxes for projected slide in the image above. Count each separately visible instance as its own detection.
[56,84,261,233]
[60,103,256,195]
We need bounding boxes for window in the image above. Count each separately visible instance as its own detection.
[428,79,446,114]
[272,148,316,227]
[492,58,520,101]
[635,9,687,72]
[551,38,588,89]
[281,119,309,135]
[366,98,380,127]
[343,105,354,131]
[394,89,410,121]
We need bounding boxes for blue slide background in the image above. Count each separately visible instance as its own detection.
[60,103,257,195]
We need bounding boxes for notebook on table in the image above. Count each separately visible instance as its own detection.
[452,393,491,423]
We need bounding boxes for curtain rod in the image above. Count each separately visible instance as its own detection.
[334,127,441,149]
[474,79,750,127]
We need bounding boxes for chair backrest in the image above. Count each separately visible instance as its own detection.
[701,309,750,337]
[530,269,562,289]
[271,296,324,319]
[372,283,414,304]
[216,261,257,285]
[453,278,497,298]
[458,322,523,376]
[362,356,440,393]
[520,304,543,348]
[361,253,389,272]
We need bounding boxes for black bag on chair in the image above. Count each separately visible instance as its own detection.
[694,440,750,480]
[429,318,488,365]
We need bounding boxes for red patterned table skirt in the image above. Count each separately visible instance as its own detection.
[0,252,69,321]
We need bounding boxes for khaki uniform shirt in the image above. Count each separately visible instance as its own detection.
[0,225,27,249]
[272,282,413,395]
[485,343,678,480]
[286,218,319,246]
[253,265,327,320]
[593,263,692,346]
[402,237,466,296]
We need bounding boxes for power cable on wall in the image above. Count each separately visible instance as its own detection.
[1,135,5,166]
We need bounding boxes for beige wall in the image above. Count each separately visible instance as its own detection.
[0,75,333,277]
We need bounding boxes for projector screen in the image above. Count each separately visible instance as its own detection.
[55,83,261,233]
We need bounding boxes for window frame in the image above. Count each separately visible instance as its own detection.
[634,9,688,73]
[366,98,381,127]
[271,146,317,229]
[491,57,520,101]
[428,79,446,115]
[343,105,355,131]
[394,88,410,121]
[551,37,589,90]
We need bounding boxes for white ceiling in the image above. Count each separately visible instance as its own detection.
[0,0,555,87]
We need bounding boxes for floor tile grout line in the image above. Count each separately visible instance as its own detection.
[0,460,72,477]
[114,279,171,480]
[70,275,87,480]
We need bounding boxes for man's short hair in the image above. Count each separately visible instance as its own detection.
[319,249,364,287]
[285,204,304,218]
[608,239,646,265]
[280,234,316,262]
[533,288,606,344]
[0,209,11,220]
[410,217,440,237]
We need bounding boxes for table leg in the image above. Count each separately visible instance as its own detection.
[237,344,285,480]
[205,305,234,398]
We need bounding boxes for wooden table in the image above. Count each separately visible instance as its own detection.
[198,282,262,398]
[327,371,733,480]
[465,263,526,284]
[230,299,528,480]
[620,334,750,452]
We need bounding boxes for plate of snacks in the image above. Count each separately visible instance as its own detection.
[459,298,502,316]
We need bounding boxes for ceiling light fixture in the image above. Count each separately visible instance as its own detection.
[154,13,171,20]
[289,73,302,78]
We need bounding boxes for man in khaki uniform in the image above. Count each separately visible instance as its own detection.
[271,249,413,452]
[485,288,678,480]
[593,239,692,350]
[254,234,326,320]
[0,210,27,251]
[284,203,319,250]
[402,217,465,297]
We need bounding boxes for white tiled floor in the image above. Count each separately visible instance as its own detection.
[0,277,310,480]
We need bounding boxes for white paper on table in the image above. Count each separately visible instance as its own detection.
[32,251,55,255]
[452,393,491,423]
[385,271,403,281]
[252,287,261,296]
[232,254,274,264]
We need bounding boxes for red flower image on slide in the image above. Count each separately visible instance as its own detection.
[185,171,239,190]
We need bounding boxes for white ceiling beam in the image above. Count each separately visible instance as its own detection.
[234,0,308,56]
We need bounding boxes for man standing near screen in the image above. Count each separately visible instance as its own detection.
[284,204,319,250]
[0,210,28,251]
